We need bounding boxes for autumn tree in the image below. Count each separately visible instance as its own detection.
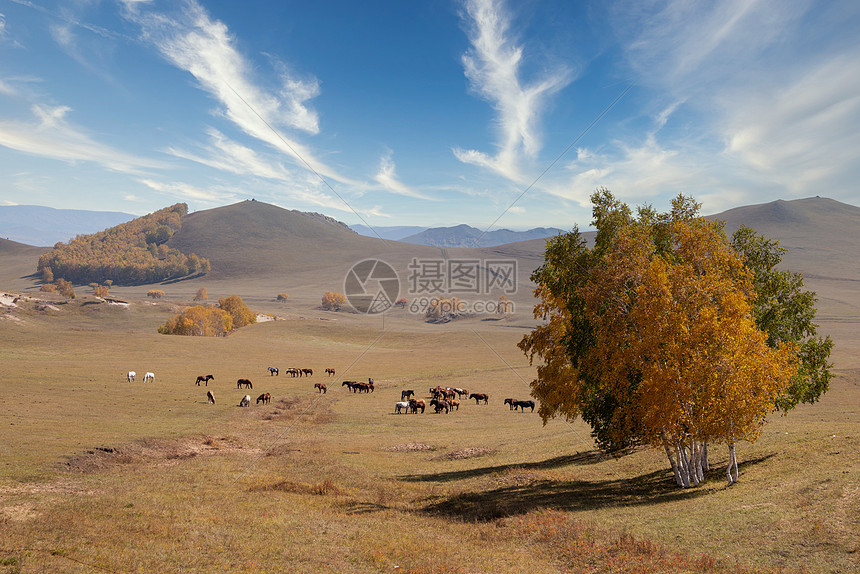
[520,190,826,487]
[321,291,347,311]
[55,278,76,299]
[93,285,110,298]
[194,287,209,301]
[158,306,233,336]
[218,295,256,328]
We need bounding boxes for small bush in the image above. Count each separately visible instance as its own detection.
[40,284,57,293]
[194,287,208,301]
[321,291,347,311]
[147,290,164,299]
[276,293,289,301]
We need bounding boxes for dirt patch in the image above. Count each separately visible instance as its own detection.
[60,436,250,473]
[438,447,495,460]
[385,443,435,452]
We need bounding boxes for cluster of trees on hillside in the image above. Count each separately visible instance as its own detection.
[520,190,832,488]
[36,204,210,285]
[158,295,256,337]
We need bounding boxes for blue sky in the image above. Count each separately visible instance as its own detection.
[1,0,858,232]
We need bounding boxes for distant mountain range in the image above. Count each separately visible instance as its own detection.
[0,205,135,246]
[349,224,428,241]
[351,223,564,247]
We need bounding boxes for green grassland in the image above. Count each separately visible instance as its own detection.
[1,289,857,574]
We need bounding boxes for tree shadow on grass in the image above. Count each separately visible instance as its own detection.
[414,454,775,522]
[400,450,616,483]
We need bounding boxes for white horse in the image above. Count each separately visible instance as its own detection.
[127,371,136,382]
[395,401,410,414]
[239,395,251,407]
[143,372,155,383]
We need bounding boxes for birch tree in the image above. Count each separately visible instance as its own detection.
[520,191,815,487]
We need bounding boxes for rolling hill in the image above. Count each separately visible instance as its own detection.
[400,223,564,248]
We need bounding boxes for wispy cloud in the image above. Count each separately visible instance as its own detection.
[372,151,433,200]
[120,0,355,187]
[454,0,573,182]
[0,103,167,173]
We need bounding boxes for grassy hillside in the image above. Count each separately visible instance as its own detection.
[36,204,210,286]
[0,196,857,572]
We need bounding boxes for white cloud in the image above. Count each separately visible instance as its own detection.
[0,104,168,173]
[454,0,573,182]
[121,0,356,187]
[372,151,433,200]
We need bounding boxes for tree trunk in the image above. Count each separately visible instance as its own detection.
[726,443,739,485]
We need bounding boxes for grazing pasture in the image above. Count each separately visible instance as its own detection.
[0,290,857,574]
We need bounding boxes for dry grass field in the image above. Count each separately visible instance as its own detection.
[0,198,858,573]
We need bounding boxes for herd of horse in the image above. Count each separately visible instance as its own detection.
[268,367,335,377]
[128,366,535,413]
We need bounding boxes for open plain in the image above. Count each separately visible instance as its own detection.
[0,198,858,573]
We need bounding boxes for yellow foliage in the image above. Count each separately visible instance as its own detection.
[218,295,256,328]
[321,291,347,311]
[158,305,234,336]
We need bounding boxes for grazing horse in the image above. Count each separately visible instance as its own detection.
[448,398,460,411]
[441,388,456,401]
[285,368,300,377]
[513,400,535,412]
[469,393,489,405]
[401,389,415,401]
[196,374,214,386]
[504,398,515,410]
[127,371,135,383]
[353,382,371,393]
[256,393,271,405]
[408,399,426,414]
[237,378,253,389]
[394,401,410,414]
[314,383,327,394]
[342,380,358,390]
[143,372,155,383]
[206,390,215,404]
[239,395,251,407]
[429,399,449,414]
[268,367,279,376]
[325,368,335,376]
[454,388,469,399]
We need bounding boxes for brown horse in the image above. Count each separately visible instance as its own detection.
[206,390,215,404]
[314,383,327,394]
[342,380,358,390]
[469,393,489,404]
[196,374,214,386]
[325,368,336,376]
[256,393,271,405]
[408,399,426,414]
[302,368,313,377]
[448,398,460,411]
[237,378,253,389]
[429,399,449,414]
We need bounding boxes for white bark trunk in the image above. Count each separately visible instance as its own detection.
[726,443,738,485]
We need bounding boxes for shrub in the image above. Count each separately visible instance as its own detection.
[93,285,110,298]
[40,284,57,293]
[158,305,233,336]
[218,295,256,328]
[147,290,164,299]
[276,293,289,301]
[55,278,76,299]
[194,287,208,301]
[321,291,347,311]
